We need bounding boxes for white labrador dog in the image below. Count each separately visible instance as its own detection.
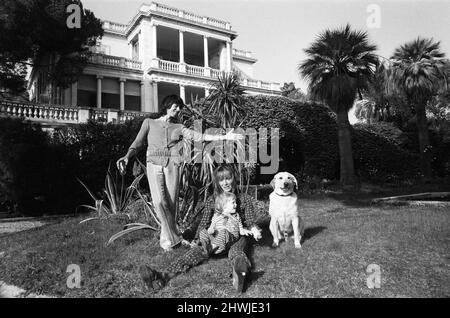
[269,172,305,249]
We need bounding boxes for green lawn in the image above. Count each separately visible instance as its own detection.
[0,192,449,298]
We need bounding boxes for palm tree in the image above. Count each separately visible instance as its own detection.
[298,24,378,187]
[389,38,447,179]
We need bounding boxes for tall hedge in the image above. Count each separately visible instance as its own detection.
[241,95,421,183]
[241,95,339,182]
[52,116,157,197]
[352,123,420,181]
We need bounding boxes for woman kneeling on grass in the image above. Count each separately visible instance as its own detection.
[140,164,262,293]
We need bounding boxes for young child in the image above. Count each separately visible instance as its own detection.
[198,192,252,254]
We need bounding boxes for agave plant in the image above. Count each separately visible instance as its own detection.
[78,164,162,245]
[78,167,143,222]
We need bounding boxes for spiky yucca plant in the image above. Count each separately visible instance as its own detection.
[175,71,253,235]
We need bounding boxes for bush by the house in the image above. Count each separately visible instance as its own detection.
[241,95,339,183]
[352,123,420,182]
[0,118,48,214]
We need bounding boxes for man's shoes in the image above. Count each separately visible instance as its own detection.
[232,255,249,293]
[199,239,212,256]
[139,265,169,291]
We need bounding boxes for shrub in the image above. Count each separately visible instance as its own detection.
[352,123,420,182]
[0,118,51,215]
[52,117,156,197]
[241,95,339,182]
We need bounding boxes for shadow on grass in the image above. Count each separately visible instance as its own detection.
[302,226,327,242]
[246,270,265,290]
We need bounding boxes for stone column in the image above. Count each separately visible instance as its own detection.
[204,36,209,68]
[119,78,126,111]
[96,75,102,108]
[226,41,232,72]
[140,81,145,112]
[152,81,158,113]
[152,23,158,58]
[204,35,210,77]
[179,30,185,64]
[71,81,78,106]
[179,84,186,103]
[179,29,186,73]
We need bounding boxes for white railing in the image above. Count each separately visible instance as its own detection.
[119,110,147,122]
[186,64,204,77]
[0,100,151,125]
[153,2,179,16]
[261,82,271,90]
[211,69,222,79]
[232,48,253,58]
[102,20,127,33]
[90,109,108,122]
[150,2,231,30]
[184,11,203,24]
[152,59,280,92]
[88,53,142,70]
[247,79,258,88]
[206,17,228,29]
[103,55,121,67]
[0,100,79,123]
[125,59,142,69]
[159,60,180,72]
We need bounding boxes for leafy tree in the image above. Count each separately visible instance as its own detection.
[354,62,411,126]
[298,24,378,188]
[388,38,448,179]
[0,0,104,93]
[281,82,307,101]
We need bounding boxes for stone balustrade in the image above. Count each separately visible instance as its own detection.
[102,20,128,33]
[186,64,205,77]
[232,48,253,59]
[0,100,150,126]
[88,53,142,70]
[153,59,279,91]
[150,2,231,30]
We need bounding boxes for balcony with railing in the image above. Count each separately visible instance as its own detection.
[142,2,232,31]
[232,48,254,59]
[0,100,149,126]
[102,20,128,34]
[103,2,233,36]
[88,53,142,71]
[152,58,280,92]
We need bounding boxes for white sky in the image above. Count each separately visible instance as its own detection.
[82,0,450,94]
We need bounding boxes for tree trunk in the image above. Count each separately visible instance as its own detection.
[415,102,432,180]
[336,108,358,188]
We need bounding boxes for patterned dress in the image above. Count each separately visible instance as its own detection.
[165,192,257,274]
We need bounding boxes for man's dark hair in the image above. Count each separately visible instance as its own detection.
[160,94,185,115]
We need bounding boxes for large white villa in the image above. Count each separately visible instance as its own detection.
[0,2,281,125]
